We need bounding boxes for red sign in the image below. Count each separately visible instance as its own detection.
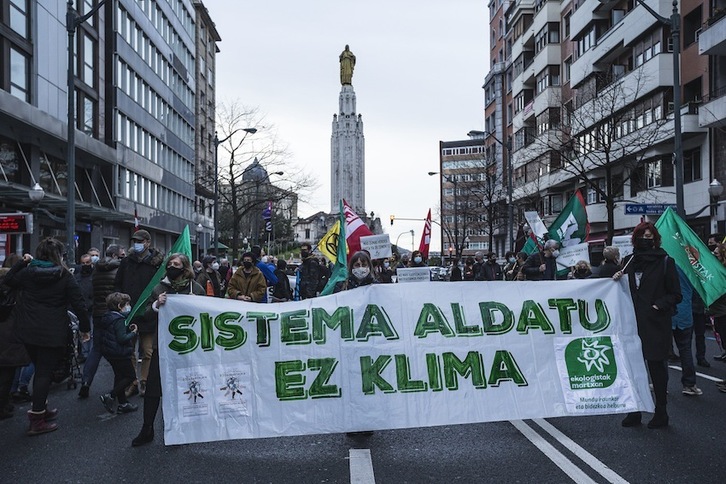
[0,213,30,234]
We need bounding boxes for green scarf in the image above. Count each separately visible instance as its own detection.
[29,259,56,268]
[170,277,191,293]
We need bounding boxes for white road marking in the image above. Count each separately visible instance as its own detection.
[510,420,598,484]
[532,418,630,484]
[349,449,375,484]
[668,365,724,383]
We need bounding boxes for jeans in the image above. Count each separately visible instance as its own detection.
[11,363,35,393]
[673,326,696,387]
[81,329,103,386]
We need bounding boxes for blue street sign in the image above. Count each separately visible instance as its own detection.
[624,204,677,215]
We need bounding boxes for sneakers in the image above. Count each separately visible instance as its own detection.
[714,352,726,362]
[78,384,90,399]
[716,380,726,392]
[117,403,138,414]
[682,385,703,396]
[100,393,115,414]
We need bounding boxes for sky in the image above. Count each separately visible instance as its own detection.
[203,0,489,252]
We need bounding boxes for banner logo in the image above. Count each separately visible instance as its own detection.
[565,337,617,390]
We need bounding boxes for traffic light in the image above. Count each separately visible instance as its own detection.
[390,215,395,226]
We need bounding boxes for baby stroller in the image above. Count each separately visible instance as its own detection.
[51,311,83,389]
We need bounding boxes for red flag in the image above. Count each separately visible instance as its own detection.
[343,199,373,259]
[418,209,432,259]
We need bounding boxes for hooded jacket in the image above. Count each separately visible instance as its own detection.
[97,310,136,359]
[91,257,121,318]
[114,247,164,332]
[4,260,90,347]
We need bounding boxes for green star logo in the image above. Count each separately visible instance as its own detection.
[564,337,617,390]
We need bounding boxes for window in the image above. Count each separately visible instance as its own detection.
[9,47,29,101]
[646,158,674,188]
[683,148,701,183]
[9,0,28,38]
[683,6,702,46]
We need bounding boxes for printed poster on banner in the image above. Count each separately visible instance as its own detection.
[158,279,653,445]
[359,234,392,259]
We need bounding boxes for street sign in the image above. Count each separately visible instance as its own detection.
[0,213,31,234]
[624,204,676,215]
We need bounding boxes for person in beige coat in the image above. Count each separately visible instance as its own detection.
[226,252,267,302]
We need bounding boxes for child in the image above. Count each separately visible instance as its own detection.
[97,292,139,414]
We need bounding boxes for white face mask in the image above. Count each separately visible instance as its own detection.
[121,305,132,315]
[414,256,422,264]
[383,262,390,269]
[133,242,145,253]
[551,250,560,258]
[211,262,220,271]
[352,267,370,280]
[90,255,99,264]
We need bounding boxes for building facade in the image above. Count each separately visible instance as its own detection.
[0,0,211,261]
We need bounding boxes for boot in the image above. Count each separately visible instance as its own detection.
[131,424,154,447]
[44,406,59,421]
[647,407,669,429]
[27,410,58,436]
[621,412,642,427]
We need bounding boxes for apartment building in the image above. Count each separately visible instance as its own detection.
[484,0,722,254]
[0,0,210,260]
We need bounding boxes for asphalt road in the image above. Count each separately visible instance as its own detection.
[2,335,726,484]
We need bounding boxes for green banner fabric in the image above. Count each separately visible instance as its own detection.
[320,201,348,296]
[547,190,589,247]
[655,208,726,306]
[125,225,193,325]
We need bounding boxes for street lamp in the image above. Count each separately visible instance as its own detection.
[428,171,460,259]
[599,0,684,216]
[65,0,108,265]
[213,127,257,258]
[709,179,724,231]
[485,133,514,252]
[395,230,414,252]
[196,223,203,259]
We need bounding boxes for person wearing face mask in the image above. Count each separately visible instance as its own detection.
[131,253,204,446]
[192,260,203,277]
[271,259,293,302]
[613,222,681,429]
[522,239,560,281]
[87,247,101,266]
[377,258,394,283]
[227,252,268,302]
[334,251,375,293]
[502,252,517,281]
[296,243,325,300]
[79,244,125,399]
[114,229,164,399]
[482,252,503,281]
[74,254,95,363]
[97,292,139,415]
[195,256,222,297]
[569,260,592,279]
[410,250,426,268]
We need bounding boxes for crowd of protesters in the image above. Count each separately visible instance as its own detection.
[2,224,726,443]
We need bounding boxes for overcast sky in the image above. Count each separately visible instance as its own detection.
[203,0,489,252]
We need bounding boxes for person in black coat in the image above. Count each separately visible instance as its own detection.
[97,292,138,414]
[114,230,164,396]
[614,222,681,429]
[597,246,621,279]
[271,259,293,301]
[3,238,91,435]
[297,243,324,299]
[522,240,560,281]
[0,255,31,420]
[78,245,124,398]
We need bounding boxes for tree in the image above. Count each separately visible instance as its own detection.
[529,67,672,243]
[212,102,315,258]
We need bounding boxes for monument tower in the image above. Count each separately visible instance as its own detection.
[330,45,365,214]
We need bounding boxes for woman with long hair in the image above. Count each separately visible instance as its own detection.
[614,222,681,428]
[131,253,204,446]
[3,238,91,435]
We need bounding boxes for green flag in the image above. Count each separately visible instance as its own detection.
[655,207,726,306]
[125,225,193,325]
[547,190,589,247]
[320,201,348,296]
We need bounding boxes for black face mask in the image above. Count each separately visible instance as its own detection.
[243,261,253,269]
[166,266,184,280]
[576,268,588,275]
[300,251,310,259]
[80,265,93,275]
[708,244,718,252]
[635,237,655,250]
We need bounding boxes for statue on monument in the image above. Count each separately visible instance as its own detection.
[339,45,356,85]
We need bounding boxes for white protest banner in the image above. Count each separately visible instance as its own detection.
[611,235,633,259]
[159,279,653,445]
[396,267,431,283]
[359,234,392,259]
[555,242,590,272]
[524,211,548,238]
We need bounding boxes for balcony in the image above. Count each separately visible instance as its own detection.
[699,11,726,55]
[699,88,726,128]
